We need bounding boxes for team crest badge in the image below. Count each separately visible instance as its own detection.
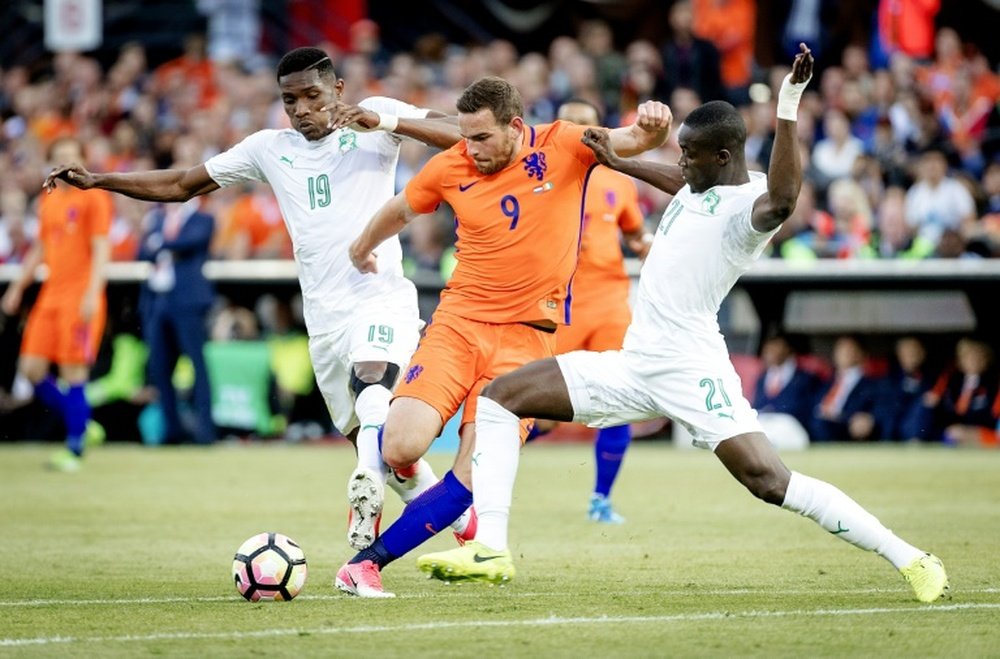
[702,190,721,214]
[338,130,358,154]
[405,364,424,384]
[522,152,547,180]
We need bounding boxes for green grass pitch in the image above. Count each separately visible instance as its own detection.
[1,441,998,657]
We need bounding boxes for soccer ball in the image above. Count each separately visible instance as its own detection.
[232,532,308,601]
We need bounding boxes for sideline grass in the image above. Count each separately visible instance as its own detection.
[1,441,997,657]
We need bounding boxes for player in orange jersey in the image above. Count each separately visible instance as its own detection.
[1,137,112,471]
[335,76,671,597]
[529,99,654,525]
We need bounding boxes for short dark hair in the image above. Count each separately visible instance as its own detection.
[683,100,746,151]
[457,77,524,125]
[276,47,336,81]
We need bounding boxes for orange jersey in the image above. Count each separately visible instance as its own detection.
[571,166,642,311]
[405,121,597,325]
[36,186,113,308]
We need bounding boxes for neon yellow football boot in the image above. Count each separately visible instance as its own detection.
[417,541,515,584]
[900,553,950,603]
[47,448,81,473]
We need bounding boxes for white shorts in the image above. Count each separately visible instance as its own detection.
[557,348,762,450]
[308,303,423,435]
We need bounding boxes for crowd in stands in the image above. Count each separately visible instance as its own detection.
[1,1,1000,269]
[752,333,999,446]
[2,1,1000,444]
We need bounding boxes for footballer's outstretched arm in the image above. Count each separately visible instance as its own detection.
[349,192,421,274]
[42,164,220,203]
[582,129,686,196]
[751,43,814,233]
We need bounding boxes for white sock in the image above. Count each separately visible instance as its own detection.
[472,396,521,551]
[353,385,392,480]
[781,471,924,570]
[385,457,438,503]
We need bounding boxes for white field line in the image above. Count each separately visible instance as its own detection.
[1,587,998,608]
[2,602,999,647]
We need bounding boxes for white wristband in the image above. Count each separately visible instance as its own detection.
[776,73,810,121]
[374,112,398,132]
[349,112,399,133]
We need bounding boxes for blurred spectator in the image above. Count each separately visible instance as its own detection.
[811,335,881,441]
[213,183,291,260]
[660,0,723,103]
[743,100,775,171]
[875,185,935,258]
[153,34,219,111]
[877,336,936,441]
[920,337,999,446]
[196,0,263,71]
[0,187,36,264]
[872,0,940,66]
[349,19,392,77]
[811,108,865,190]
[770,179,827,259]
[753,334,820,428]
[139,200,216,444]
[691,0,756,104]
[619,41,667,120]
[818,177,875,258]
[578,20,627,118]
[904,148,978,248]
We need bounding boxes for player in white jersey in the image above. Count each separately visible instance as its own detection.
[417,44,951,604]
[43,47,474,552]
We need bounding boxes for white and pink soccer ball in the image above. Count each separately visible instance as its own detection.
[232,532,308,601]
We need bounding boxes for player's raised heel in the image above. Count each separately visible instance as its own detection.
[347,468,384,550]
[416,541,515,584]
[335,560,395,598]
[900,553,950,603]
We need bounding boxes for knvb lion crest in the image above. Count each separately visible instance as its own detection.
[405,364,424,384]
[522,152,547,180]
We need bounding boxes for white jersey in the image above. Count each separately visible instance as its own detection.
[624,172,775,357]
[205,97,427,336]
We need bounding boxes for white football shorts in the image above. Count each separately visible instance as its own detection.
[557,348,762,450]
[308,299,423,435]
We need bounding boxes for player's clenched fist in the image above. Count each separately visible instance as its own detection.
[633,101,672,133]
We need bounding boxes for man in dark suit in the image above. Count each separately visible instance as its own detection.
[753,334,819,429]
[811,335,881,441]
[138,200,216,444]
[876,336,936,441]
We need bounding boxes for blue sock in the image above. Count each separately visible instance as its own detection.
[351,470,472,568]
[63,384,91,457]
[594,425,631,498]
[525,422,550,443]
[34,376,65,413]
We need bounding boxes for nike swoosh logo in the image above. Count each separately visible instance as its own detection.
[458,181,479,192]
[347,572,358,588]
[425,523,437,534]
[473,554,500,563]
